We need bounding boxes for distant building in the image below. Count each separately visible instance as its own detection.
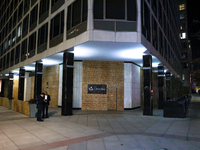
[178,0,192,88]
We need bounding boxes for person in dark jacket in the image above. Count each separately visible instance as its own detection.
[42,91,51,118]
[37,93,44,122]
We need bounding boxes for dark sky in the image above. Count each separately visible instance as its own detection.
[187,1,200,60]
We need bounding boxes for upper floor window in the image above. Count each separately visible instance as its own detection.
[23,14,29,33]
[24,0,30,15]
[30,4,38,31]
[52,0,59,6]
[50,10,64,39]
[180,12,186,19]
[67,0,87,30]
[39,0,49,18]
[182,74,185,81]
[180,32,187,39]
[181,52,187,58]
[180,22,186,30]
[17,23,22,38]
[94,0,136,21]
[18,1,23,22]
[179,4,185,11]
[38,22,48,46]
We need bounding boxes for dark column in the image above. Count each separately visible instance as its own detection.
[166,71,171,100]
[34,61,43,100]
[62,51,74,116]
[0,79,4,97]
[18,68,25,100]
[143,55,153,115]
[8,72,14,99]
[158,66,165,109]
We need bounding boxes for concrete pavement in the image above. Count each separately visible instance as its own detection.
[1,94,200,150]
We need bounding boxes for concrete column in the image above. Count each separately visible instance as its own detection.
[8,72,14,100]
[166,71,171,100]
[8,72,14,109]
[62,50,74,116]
[18,68,25,100]
[158,66,165,109]
[24,72,32,101]
[0,79,4,97]
[34,61,43,100]
[143,55,153,115]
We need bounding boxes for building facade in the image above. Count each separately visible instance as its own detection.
[0,0,183,114]
[178,0,192,87]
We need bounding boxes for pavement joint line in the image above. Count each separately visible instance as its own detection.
[0,120,21,149]
[142,116,163,134]
[162,118,176,137]
[21,130,200,150]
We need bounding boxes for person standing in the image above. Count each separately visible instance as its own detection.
[43,91,51,118]
[37,93,44,122]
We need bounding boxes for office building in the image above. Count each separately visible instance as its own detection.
[0,0,183,115]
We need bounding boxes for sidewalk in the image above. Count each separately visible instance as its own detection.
[0,95,200,150]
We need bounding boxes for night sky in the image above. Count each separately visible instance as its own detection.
[187,1,200,60]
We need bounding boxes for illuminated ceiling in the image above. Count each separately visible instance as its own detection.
[11,41,163,74]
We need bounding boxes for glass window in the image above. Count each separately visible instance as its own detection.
[54,13,60,37]
[28,32,36,52]
[181,52,187,58]
[15,44,20,59]
[14,0,19,8]
[51,0,59,6]
[18,1,23,22]
[30,5,38,25]
[181,42,187,49]
[106,0,125,19]
[180,23,186,30]
[4,39,7,50]
[180,32,186,39]
[23,14,29,32]
[67,5,72,30]
[180,12,185,19]
[6,52,10,68]
[39,0,49,17]
[72,0,81,27]
[10,0,13,15]
[13,10,17,27]
[82,0,87,22]
[17,23,22,38]
[11,49,14,61]
[182,62,188,68]
[67,0,87,31]
[94,0,103,19]
[21,39,27,57]
[38,23,48,46]
[127,0,137,21]
[9,17,12,32]
[24,0,30,15]
[8,34,12,46]
[50,10,64,39]
[182,74,185,81]
[12,29,16,43]
[179,4,185,10]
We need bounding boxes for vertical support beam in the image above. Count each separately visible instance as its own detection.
[8,72,14,109]
[0,79,4,97]
[8,72,14,100]
[166,71,171,100]
[18,68,25,100]
[143,55,153,115]
[34,61,43,100]
[158,66,165,109]
[62,50,74,116]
